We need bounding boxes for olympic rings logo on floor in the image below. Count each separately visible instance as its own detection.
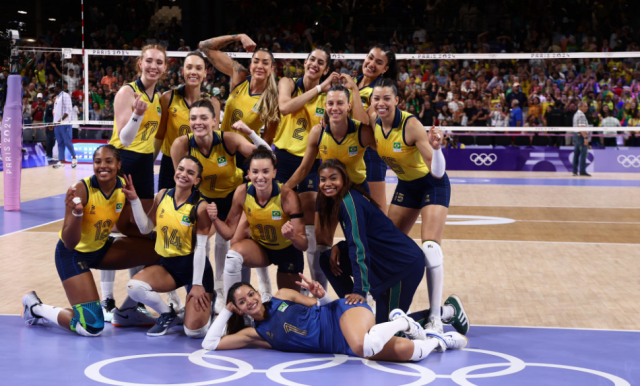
[84,348,631,386]
[470,153,498,166]
[617,155,640,168]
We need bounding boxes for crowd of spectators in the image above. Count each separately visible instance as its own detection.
[1,0,640,147]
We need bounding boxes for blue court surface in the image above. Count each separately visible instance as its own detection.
[386,176,640,187]
[2,315,637,386]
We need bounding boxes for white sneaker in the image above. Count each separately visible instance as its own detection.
[53,161,64,169]
[214,288,225,314]
[425,315,444,334]
[112,306,157,327]
[21,291,47,326]
[71,158,77,168]
[426,331,468,352]
[389,308,426,340]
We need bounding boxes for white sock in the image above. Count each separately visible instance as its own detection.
[255,266,272,295]
[411,339,439,361]
[100,270,116,300]
[32,304,62,326]
[305,225,317,279]
[427,266,444,321]
[364,318,410,357]
[214,233,229,284]
[312,244,330,290]
[442,304,455,321]
[423,241,444,322]
[127,280,171,314]
[128,265,144,278]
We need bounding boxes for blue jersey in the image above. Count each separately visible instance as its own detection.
[338,189,425,298]
[254,297,369,356]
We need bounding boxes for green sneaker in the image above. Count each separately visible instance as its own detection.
[444,295,470,335]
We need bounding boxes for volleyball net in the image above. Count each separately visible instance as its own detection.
[16,47,640,139]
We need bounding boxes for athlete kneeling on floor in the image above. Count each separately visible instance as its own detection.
[22,145,160,336]
[124,156,215,337]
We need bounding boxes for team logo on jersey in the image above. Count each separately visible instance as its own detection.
[157,106,162,116]
[247,208,251,217]
[393,142,402,152]
[348,146,358,157]
[361,96,368,105]
[159,209,165,218]
[90,205,96,214]
[115,203,123,213]
[251,103,262,114]
[277,302,289,312]
[217,156,228,167]
[315,107,325,117]
[181,215,191,226]
[425,195,430,203]
[272,211,282,220]
[321,145,328,155]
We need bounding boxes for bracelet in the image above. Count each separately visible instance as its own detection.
[316,84,322,94]
[72,210,83,217]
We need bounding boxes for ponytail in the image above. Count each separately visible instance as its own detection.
[252,49,280,126]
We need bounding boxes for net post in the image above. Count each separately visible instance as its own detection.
[2,75,24,211]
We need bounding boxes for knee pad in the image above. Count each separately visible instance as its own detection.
[127,279,152,303]
[70,301,104,337]
[362,330,386,357]
[225,250,244,275]
[184,317,212,339]
[422,241,443,269]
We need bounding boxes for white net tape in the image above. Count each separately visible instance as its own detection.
[19,48,640,133]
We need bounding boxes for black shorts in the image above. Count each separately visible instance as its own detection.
[120,149,155,199]
[364,148,387,182]
[261,244,304,274]
[274,147,320,193]
[158,154,176,191]
[202,189,235,221]
[55,237,113,282]
[158,254,214,293]
[391,172,451,210]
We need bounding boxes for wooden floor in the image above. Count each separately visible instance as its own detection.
[1,165,639,330]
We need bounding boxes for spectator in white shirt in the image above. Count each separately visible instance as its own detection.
[600,109,621,148]
[51,63,80,93]
[52,84,77,168]
[413,26,427,43]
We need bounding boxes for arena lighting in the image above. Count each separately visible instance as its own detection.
[18,11,27,14]
[49,18,56,21]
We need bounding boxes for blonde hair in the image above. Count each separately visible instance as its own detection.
[137,44,168,81]
[252,49,280,126]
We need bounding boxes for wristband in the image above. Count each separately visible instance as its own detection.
[316,85,322,94]
[72,210,83,217]
[317,294,332,306]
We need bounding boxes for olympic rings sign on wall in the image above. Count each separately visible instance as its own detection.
[84,348,631,386]
[469,153,498,166]
[617,155,640,168]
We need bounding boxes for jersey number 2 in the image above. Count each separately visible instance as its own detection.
[292,118,307,140]
[141,121,159,141]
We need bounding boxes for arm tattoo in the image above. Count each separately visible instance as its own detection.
[200,35,239,52]
[232,61,248,75]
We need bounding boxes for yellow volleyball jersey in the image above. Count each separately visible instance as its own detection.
[220,76,263,141]
[109,78,162,154]
[161,85,202,156]
[244,181,291,251]
[59,176,126,253]
[356,75,383,111]
[273,78,327,157]
[187,132,243,199]
[154,189,203,257]
[375,108,429,181]
[317,118,367,184]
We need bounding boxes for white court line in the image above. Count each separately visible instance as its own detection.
[334,237,640,246]
[518,220,640,225]
[452,204,640,209]
[0,219,64,239]
[0,313,637,333]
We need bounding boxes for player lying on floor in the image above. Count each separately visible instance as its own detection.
[202,273,468,361]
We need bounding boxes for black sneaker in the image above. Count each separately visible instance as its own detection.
[147,306,179,336]
[580,173,592,177]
